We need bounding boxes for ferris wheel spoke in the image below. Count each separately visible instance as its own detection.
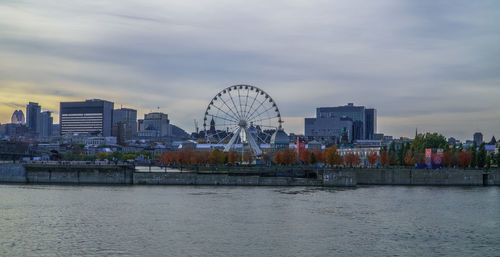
[209,127,234,142]
[218,97,241,121]
[209,114,239,124]
[237,87,245,118]
[256,124,278,129]
[217,127,239,144]
[213,124,239,133]
[243,87,250,119]
[245,91,260,121]
[247,106,275,123]
[227,90,242,119]
[245,97,266,121]
[210,104,239,122]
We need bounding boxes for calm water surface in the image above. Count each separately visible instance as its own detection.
[1,185,499,257]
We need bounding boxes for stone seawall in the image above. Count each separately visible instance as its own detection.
[22,164,134,184]
[355,168,500,186]
[1,163,499,186]
[0,163,26,183]
[133,172,331,186]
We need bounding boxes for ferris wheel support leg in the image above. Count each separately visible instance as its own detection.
[244,128,263,156]
[224,127,241,152]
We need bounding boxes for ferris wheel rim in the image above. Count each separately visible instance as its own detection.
[202,84,283,156]
[203,84,282,125]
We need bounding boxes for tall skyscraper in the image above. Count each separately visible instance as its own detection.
[365,108,377,140]
[39,111,53,137]
[60,99,114,136]
[26,102,41,133]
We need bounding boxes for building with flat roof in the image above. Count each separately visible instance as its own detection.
[137,112,171,139]
[365,108,377,140]
[112,108,137,142]
[305,116,353,145]
[60,99,114,136]
[306,103,377,144]
[39,111,53,138]
[26,102,41,134]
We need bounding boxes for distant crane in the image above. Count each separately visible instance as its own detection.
[194,119,199,134]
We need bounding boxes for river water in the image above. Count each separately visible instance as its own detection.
[1,185,499,257]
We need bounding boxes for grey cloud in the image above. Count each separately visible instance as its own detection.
[1,0,499,140]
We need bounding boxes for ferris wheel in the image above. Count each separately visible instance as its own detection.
[203,85,282,156]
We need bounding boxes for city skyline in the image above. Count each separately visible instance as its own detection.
[1,1,499,140]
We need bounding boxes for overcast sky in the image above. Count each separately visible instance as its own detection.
[1,0,499,141]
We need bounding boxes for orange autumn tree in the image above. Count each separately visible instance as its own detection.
[404,149,415,166]
[209,149,226,165]
[380,150,390,166]
[324,146,342,166]
[273,150,284,165]
[442,150,455,167]
[243,152,255,164]
[314,150,325,164]
[227,150,239,165]
[299,149,311,165]
[458,151,472,168]
[274,148,298,165]
[344,152,361,167]
[159,152,177,165]
[367,152,379,166]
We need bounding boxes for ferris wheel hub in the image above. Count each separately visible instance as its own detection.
[238,119,248,128]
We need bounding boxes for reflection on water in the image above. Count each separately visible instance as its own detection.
[0,185,499,257]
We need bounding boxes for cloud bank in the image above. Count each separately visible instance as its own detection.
[1,0,499,141]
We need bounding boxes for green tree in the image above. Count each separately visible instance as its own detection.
[122,153,138,161]
[310,152,317,165]
[496,150,500,167]
[470,141,477,168]
[388,141,398,165]
[411,133,448,153]
[477,143,486,168]
[397,143,408,166]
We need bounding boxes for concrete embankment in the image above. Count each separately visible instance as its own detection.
[22,163,134,184]
[355,168,500,186]
[0,163,26,183]
[133,171,355,187]
[0,163,499,186]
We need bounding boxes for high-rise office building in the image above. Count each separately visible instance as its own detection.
[112,108,137,142]
[39,111,53,137]
[305,116,353,144]
[316,103,365,140]
[26,102,41,133]
[309,103,377,142]
[365,108,377,140]
[60,99,114,136]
